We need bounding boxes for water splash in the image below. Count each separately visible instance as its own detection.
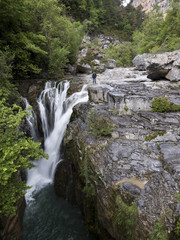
[25,81,88,201]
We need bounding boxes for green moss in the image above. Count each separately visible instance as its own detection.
[157,144,161,151]
[112,109,119,115]
[124,107,129,111]
[88,110,115,139]
[152,97,180,112]
[149,220,168,240]
[145,130,166,141]
[114,195,138,240]
[175,217,180,238]
[80,144,99,198]
[175,192,180,202]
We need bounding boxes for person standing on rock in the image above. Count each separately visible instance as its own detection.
[92,72,97,84]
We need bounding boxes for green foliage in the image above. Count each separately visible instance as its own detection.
[27,0,84,75]
[114,195,138,239]
[0,0,84,78]
[112,109,119,115]
[80,146,97,198]
[0,100,48,216]
[0,0,47,78]
[124,107,129,111]
[145,130,166,141]
[149,220,168,240]
[105,42,135,67]
[60,0,144,38]
[88,110,115,139]
[152,97,180,112]
[175,192,180,202]
[133,1,180,54]
[174,217,180,237]
[0,50,19,103]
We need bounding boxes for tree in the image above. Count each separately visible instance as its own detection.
[133,0,180,54]
[0,50,48,217]
[0,100,48,216]
[0,0,47,78]
[27,0,84,74]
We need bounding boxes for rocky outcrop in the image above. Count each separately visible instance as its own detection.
[133,50,180,81]
[131,0,173,14]
[59,66,180,239]
[76,35,119,75]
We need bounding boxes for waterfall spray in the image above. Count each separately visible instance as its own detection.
[25,81,88,201]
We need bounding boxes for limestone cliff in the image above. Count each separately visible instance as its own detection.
[131,0,173,14]
[57,65,180,239]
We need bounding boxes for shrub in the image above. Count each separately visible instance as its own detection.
[114,195,138,239]
[152,97,180,112]
[149,221,168,240]
[105,42,135,67]
[88,110,115,139]
[145,130,166,141]
[175,217,180,237]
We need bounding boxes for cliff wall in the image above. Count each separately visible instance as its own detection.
[54,57,180,239]
[131,0,173,14]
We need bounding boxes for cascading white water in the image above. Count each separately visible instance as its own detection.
[25,81,88,201]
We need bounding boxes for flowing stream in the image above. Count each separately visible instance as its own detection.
[22,81,97,240]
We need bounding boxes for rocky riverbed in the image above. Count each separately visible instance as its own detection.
[57,61,180,239]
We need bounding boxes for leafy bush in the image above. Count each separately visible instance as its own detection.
[114,195,138,239]
[88,110,115,139]
[152,97,180,112]
[0,100,48,216]
[149,221,168,240]
[175,217,180,237]
[105,42,135,67]
[145,130,166,141]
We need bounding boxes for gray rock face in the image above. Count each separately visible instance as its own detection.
[77,63,92,74]
[0,197,26,240]
[106,59,117,69]
[133,50,180,81]
[76,35,119,75]
[131,0,173,14]
[64,68,180,239]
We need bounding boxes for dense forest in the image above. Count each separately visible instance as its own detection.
[0,0,180,218]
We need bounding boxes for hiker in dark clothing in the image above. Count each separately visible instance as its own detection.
[92,72,97,84]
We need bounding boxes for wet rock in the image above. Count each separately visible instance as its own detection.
[0,198,26,240]
[54,160,68,198]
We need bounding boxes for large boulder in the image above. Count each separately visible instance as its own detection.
[76,63,92,74]
[105,59,117,69]
[133,50,180,81]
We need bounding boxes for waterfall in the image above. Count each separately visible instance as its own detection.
[25,81,88,201]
